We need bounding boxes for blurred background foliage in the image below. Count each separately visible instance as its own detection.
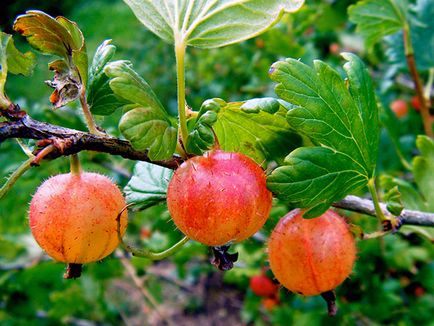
[0,0,433,325]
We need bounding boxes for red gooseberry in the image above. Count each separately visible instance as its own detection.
[391,99,408,118]
[249,274,279,297]
[29,172,128,264]
[166,150,272,246]
[268,209,356,296]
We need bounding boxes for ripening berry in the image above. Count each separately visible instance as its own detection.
[411,96,421,111]
[268,209,356,296]
[261,297,279,310]
[391,99,408,118]
[167,150,272,246]
[29,172,128,264]
[250,274,279,297]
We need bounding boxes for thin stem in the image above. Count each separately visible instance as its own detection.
[363,230,393,240]
[70,154,81,176]
[176,141,188,159]
[0,156,34,200]
[116,205,189,260]
[367,178,386,222]
[125,236,189,260]
[403,25,433,137]
[79,88,104,136]
[175,40,189,154]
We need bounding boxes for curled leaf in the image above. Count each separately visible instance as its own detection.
[105,60,177,160]
[46,60,80,109]
[186,98,224,155]
[13,10,88,107]
[87,40,128,115]
[384,186,404,216]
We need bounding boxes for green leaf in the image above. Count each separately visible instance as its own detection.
[105,60,177,160]
[124,162,173,210]
[123,0,304,49]
[413,136,434,211]
[380,175,425,211]
[385,0,434,71]
[380,169,434,242]
[348,0,407,49]
[105,61,167,116]
[0,32,36,109]
[119,104,178,160]
[267,53,379,217]
[5,35,36,77]
[240,97,280,114]
[185,97,300,163]
[0,33,10,108]
[214,100,301,166]
[381,137,434,212]
[13,10,88,106]
[185,98,222,155]
[384,186,404,216]
[87,40,128,115]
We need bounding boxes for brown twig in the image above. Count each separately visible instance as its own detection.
[403,26,433,137]
[0,114,183,169]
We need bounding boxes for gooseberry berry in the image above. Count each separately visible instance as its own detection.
[166,150,272,246]
[268,209,356,296]
[29,172,128,264]
[391,99,408,118]
[261,297,279,310]
[250,274,279,297]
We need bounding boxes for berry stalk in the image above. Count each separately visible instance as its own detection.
[70,154,82,176]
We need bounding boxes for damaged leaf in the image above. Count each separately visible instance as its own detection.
[13,10,88,108]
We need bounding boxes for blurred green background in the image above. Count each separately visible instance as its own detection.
[1,0,433,325]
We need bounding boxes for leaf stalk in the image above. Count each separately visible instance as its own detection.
[79,88,104,136]
[175,40,189,155]
[367,178,386,223]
